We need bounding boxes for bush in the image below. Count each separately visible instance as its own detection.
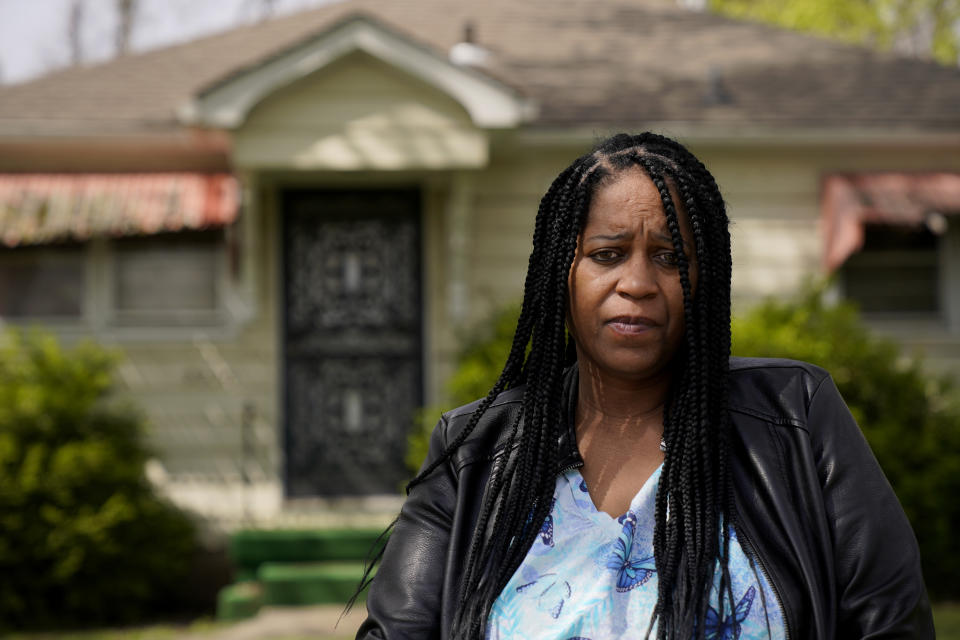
[733,284,960,598]
[0,329,197,629]
[406,303,521,474]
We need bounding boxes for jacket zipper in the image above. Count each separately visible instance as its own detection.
[732,518,792,640]
[557,460,584,474]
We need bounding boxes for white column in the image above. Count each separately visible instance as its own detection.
[228,169,258,324]
[446,172,474,325]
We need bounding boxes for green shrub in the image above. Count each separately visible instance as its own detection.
[0,329,197,629]
[733,284,960,598]
[406,303,521,474]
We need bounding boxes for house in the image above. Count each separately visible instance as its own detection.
[1,0,959,526]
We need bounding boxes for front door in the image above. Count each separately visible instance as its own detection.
[282,189,422,496]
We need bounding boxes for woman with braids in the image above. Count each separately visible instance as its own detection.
[355,133,933,639]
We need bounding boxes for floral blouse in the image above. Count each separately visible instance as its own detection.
[486,464,786,640]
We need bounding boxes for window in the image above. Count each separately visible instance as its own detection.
[111,231,224,326]
[0,230,231,330]
[0,243,86,319]
[841,224,941,315]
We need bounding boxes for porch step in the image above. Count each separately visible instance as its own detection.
[216,528,385,620]
[216,581,264,621]
[230,528,384,571]
[259,561,371,606]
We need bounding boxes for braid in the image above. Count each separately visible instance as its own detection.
[633,153,707,638]
[622,141,733,639]
[362,133,733,640]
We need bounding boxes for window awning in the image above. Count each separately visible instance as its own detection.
[0,173,239,247]
[821,172,960,271]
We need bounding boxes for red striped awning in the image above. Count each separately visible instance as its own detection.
[821,172,960,271]
[0,173,239,247]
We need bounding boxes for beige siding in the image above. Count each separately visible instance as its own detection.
[464,151,572,321]
[704,149,827,311]
[117,331,278,480]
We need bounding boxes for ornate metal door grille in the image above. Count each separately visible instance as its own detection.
[283,190,422,496]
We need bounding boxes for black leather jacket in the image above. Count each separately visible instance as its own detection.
[357,357,934,639]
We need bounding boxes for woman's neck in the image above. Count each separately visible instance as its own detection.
[572,360,672,516]
[575,360,672,434]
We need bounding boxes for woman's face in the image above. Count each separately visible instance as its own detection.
[567,166,697,383]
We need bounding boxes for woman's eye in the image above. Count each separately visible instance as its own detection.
[589,249,621,263]
[655,251,680,266]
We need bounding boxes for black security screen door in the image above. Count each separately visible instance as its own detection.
[282,190,422,496]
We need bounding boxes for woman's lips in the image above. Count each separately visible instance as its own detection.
[606,316,658,336]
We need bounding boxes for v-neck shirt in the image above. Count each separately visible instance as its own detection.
[485,465,786,640]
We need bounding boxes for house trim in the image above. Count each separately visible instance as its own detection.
[509,125,960,149]
[178,15,536,130]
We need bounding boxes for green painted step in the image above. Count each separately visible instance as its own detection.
[216,581,264,621]
[258,561,372,606]
[230,529,385,571]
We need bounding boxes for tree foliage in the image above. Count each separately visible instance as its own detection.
[0,330,197,629]
[709,0,960,66]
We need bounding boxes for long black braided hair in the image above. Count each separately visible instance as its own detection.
[362,132,734,639]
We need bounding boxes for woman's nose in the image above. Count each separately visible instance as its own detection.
[615,254,658,300]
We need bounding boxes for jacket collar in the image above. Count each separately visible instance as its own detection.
[557,363,584,471]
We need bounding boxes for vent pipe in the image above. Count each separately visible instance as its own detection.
[449,21,492,68]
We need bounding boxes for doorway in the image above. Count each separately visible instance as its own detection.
[282,189,422,496]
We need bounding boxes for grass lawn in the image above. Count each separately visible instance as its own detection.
[7,603,959,639]
[937,602,960,640]
[4,632,349,640]
[5,624,352,640]
[4,619,221,640]
[3,606,362,640]
[5,631,348,640]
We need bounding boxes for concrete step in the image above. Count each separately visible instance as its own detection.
[216,528,384,620]
[216,581,264,622]
[259,561,370,606]
[230,528,385,573]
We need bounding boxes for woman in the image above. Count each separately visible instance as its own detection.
[355,133,933,639]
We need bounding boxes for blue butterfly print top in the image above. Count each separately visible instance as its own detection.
[606,512,655,592]
[486,464,786,640]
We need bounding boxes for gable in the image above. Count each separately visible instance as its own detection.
[180,14,532,132]
[233,50,488,169]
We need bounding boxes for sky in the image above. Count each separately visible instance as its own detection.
[0,0,340,85]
